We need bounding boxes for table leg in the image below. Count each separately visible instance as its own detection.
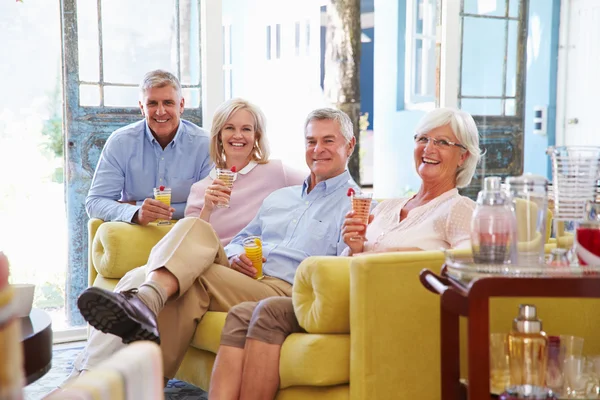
[441,302,460,400]
[468,297,490,400]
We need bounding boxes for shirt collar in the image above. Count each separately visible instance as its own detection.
[144,120,184,148]
[209,161,258,180]
[301,170,353,198]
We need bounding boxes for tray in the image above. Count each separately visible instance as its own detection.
[445,254,600,285]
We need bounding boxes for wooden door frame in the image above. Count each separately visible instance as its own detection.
[555,0,571,146]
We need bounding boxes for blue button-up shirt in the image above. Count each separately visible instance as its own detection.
[225,170,359,284]
[86,119,212,223]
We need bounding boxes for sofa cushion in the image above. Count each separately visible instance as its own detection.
[190,311,227,354]
[92,221,177,279]
[279,333,349,388]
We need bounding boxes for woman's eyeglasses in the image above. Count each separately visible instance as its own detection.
[414,134,467,150]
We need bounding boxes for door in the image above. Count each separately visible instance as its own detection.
[440,0,529,199]
[559,0,600,146]
[60,0,203,325]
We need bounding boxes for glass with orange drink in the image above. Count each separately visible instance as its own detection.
[243,236,264,280]
[347,188,373,241]
[153,186,172,225]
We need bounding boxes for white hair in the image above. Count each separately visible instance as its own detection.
[139,69,182,99]
[303,108,354,143]
[415,107,481,188]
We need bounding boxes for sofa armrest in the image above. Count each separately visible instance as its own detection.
[293,256,352,334]
[88,218,105,287]
[349,250,448,400]
[90,220,177,282]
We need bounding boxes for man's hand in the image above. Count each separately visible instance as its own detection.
[229,253,266,278]
[132,198,174,226]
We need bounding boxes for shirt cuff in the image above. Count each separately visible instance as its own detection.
[224,244,244,259]
[123,205,142,224]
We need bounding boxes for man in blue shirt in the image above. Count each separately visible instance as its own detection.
[86,69,212,225]
[76,108,361,379]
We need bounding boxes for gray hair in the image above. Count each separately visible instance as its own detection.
[139,69,182,99]
[415,107,481,188]
[303,108,354,143]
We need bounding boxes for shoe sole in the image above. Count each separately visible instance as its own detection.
[77,288,160,345]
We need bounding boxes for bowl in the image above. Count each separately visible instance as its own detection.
[11,283,35,318]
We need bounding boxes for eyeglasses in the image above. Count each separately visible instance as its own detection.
[414,134,467,150]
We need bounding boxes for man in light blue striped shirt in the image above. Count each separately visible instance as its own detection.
[85,70,212,225]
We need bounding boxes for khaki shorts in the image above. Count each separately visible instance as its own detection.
[220,296,305,348]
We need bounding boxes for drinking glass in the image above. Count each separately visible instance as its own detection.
[153,187,172,225]
[490,333,510,394]
[243,236,263,280]
[215,169,236,208]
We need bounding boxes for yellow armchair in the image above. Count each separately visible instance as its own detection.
[292,251,600,400]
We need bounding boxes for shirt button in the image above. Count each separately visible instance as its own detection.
[161,157,164,160]
[292,219,297,223]
[159,178,163,182]
[305,201,309,205]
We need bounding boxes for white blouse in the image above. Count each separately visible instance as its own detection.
[362,188,475,253]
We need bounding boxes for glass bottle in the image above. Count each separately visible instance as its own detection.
[507,304,549,397]
[471,176,517,264]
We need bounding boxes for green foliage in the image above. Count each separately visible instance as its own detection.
[34,282,65,309]
[41,73,64,160]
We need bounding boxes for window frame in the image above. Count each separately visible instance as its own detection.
[404,0,438,110]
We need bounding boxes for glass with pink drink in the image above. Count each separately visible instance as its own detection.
[347,188,372,240]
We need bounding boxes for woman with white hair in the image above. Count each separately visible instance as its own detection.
[209,107,482,400]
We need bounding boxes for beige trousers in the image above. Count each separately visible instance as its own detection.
[76,217,292,378]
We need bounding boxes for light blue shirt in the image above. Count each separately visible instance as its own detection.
[225,170,360,284]
[86,119,212,223]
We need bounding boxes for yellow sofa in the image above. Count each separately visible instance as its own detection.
[89,218,600,400]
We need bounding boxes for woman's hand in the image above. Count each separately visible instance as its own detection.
[342,211,374,255]
[200,178,231,218]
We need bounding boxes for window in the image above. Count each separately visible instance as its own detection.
[266,23,282,61]
[223,23,233,100]
[405,0,437,108]
[295,22,301,56]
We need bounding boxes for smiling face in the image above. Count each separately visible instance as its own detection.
[219,108,257,165]
[414,124,469,188]
[139,85,184,144]
[305,119,355,187]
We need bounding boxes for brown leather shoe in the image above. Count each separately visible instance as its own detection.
[77,287,160,344]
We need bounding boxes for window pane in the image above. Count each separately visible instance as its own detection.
[461,98,502,116]
[415,0,424,34]
[505,99,516,116]
[305,20,310,56]
[414,39,423,95]
[295,22,300,56]
[76,0,100,82]
[509,0,520,18]
[413,38,436,98]
[506,20,518,97]
[179,0,200,86]
[104,86,139,107]
[101,0,177,84]
[461,16,506,97]
[183,88,201,108]
[464,0,507,17]
[266,25,271,60]
[79,84,100,106]
[275,24,281,59]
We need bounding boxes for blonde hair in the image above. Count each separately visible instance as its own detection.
[209,98,270,168]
